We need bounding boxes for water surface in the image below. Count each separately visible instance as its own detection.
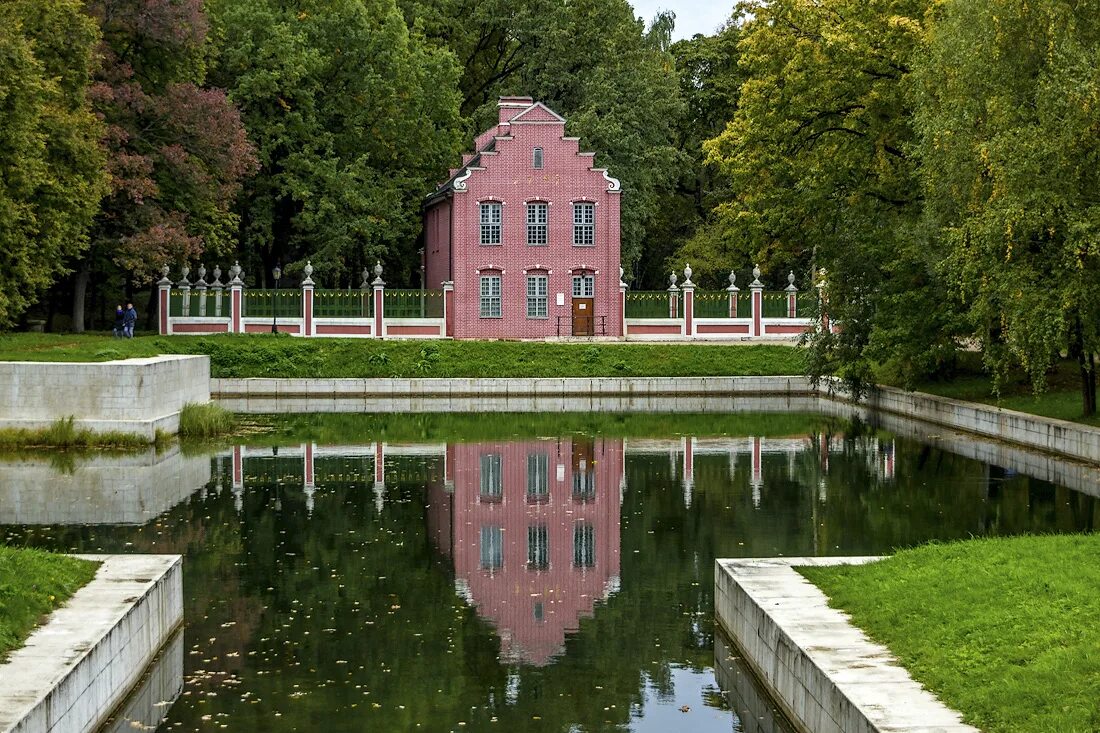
[1,412,1096,732]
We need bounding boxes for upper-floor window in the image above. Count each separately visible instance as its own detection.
[480,274,502,318]
[527,525,549,570]
[573,523,595,568]
[526,202,548,245]
[481,525,503,570]
[573,202,595,246]
[526,274,548,319]
[532,147,544,169]
[480,202,502,245]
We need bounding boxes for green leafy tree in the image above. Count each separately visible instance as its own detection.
[913,0,1100,415]
[0,0,106,326]
[207,0,464,287]
[706,0,962,390]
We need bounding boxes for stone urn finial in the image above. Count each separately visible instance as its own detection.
[302,260,314,286]
[212,265,222,285]
[361,267,370,288]
[727,270,738,292]
[683,263,693,286]
[197,263,207,282]
[160,264,170,280]
[372,260,385,286]
[751,264,763,287]
[179,264,191,287]
[669,270,678,288]
[786,270,798,292]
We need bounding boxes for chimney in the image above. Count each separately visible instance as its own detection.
[498,96,534,125]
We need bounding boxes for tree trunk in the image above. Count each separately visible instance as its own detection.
[146,287,158,331]
[1073,316,1097,417]
[71,261,91,333]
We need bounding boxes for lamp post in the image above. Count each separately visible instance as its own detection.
[271,264,282,334]
[418,247,425,318]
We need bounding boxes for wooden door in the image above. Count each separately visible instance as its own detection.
[572,298,594,336]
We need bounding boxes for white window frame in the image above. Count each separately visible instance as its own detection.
[480,274,502,318]
[480,202,502,246]
[480,525,504,570]
[573,202,595,247]
[527,524,549,569]
[573,523,595,568]
[527,452,549,498]
[527,202,548,246]
[526,274,548,319]
[532,147,544,169]
[572,274,594,298]
[480,453,502,498]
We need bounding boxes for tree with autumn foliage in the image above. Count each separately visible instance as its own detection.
[0,0,107,327]
[72,0,256,330]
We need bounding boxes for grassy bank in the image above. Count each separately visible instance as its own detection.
[0,333,805,379]
[178,402,236,438]
[222,411,832,447]
[0,417,150,450]
[0,547,99,659]
[894,353,1100,427]
[799,535,1100,733]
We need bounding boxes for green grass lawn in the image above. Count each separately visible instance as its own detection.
[0,332,805,378]
[896,352,1100,427]
[0,547,99,660]
[799,535,1100,733]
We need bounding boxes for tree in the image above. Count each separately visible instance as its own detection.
[207,0,464,287]
[0,0,106,326]
[705,0,962,390]
[913,0,1100,415]
[74,0,256,330]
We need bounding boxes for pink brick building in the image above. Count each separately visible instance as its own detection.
[424,97,623,338]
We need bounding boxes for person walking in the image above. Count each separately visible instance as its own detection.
[113,305,125,338]
[123,302,138,338]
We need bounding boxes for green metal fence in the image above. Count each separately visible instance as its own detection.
[796,291,817,317]
[383,289,443,318]
[692,291,730,318]
[625,291,677,318]
[762,291,794,318]
[314,289,372,318]
[168,289,225,317]
[244,289,302,318]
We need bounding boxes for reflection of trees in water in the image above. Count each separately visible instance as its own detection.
[0,426,1094,732]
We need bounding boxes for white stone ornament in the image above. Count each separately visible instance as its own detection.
[683,263,694,286]
[302,260,314,285]
[751,264,763,287]
[197,264,206,282]
[212,266,222,286]
[372,261,385,286]
[669,271,678,288]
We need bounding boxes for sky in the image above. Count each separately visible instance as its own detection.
[629,0,733,40]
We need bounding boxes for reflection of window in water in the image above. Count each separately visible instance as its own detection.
[527,453,549,501]
[480,453,502,500]
[573,523,595,568]
[480,525,503,570]
[533,601,544,622]
[527,524,549,569]
[572,440,596,502]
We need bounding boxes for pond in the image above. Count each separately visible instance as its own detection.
[1,411,1097,732]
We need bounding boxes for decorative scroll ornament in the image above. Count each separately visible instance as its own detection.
[602,170,621,192]
[453,168,473,191]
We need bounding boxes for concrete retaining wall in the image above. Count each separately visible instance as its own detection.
[0,356,210,440]
[715,557,978,733]
[0,554,183,733]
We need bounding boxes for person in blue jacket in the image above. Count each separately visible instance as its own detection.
[113,305,125,338]
[123,302,138,338]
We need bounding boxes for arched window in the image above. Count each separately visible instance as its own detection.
[532,147,544,169]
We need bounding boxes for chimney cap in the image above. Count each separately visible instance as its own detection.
[498,96,534,106]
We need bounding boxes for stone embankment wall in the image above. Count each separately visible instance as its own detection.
[0,554,182,733]
[0,355,209,439]
[715,557,979,733]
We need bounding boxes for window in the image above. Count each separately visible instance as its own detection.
[480,453,502,499]
[526,275,548,319]
[533,602,544,621]
[573,524,595,568]
[527,525,549,569]
[527,202,548,245]
[527,452,549,499]
[479,275,501,318]
[572,459,596,501]
[572,274,594,298]
[532,147,544,169]
[480,202,502,245]
[573,202,595,246]
[480,525,503,570]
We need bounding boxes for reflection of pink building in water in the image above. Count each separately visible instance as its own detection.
[427,438,623,666]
